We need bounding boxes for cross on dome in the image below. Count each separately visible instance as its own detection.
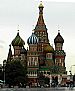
[58,30,60,33]
[17,25,20,32]
[57,25,60,33]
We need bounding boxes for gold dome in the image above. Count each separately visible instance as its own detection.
[39,1,44,8]
[44,45,54,53]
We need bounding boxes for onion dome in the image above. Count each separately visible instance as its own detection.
[20,46,27,54]
[54,31,64,44]
[11,31,25,47]
[44,44,54,53]
[27,33,38,44]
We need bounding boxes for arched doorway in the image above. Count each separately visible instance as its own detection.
[51,76,58,87]
[55,76,58,85]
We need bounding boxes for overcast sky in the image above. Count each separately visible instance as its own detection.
[0,0,75,74]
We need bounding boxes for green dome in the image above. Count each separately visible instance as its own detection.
[44,45,54,53]
[11,32,25,47]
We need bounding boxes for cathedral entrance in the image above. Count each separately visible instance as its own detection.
[51,76,58,87]
[28,78,37,87]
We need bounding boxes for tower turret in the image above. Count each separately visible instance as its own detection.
[54,30,66,74]
[54,30,64,50]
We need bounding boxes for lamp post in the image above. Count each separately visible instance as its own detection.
[3,60,6,87]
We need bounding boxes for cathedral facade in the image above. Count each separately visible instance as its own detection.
[7,2,66,86]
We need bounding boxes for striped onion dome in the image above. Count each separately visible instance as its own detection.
[27,33,38,44]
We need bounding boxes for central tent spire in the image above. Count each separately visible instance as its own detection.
[37,1,45,26]
[34,2,49,43]
[39,1,44,14]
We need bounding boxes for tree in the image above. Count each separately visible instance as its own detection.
[5,60,27,87]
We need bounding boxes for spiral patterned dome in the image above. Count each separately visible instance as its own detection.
[27,33,38,44]
[12,32,25,47]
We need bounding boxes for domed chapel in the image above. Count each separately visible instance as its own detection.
[7,2,67,86]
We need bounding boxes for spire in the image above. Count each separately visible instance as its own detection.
[32,25,35,33]
[58,30,60,34]
[9,44,12,55]
[7,44,12,61]
[39,1,44,14]
[9,44,11,49]
[37,1,45,26]
[17,30,19,36]
[57,25,60,34]
[34,2,49,43]
[17,25,20,36]
[32,29,34,33]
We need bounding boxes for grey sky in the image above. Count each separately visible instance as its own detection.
[0,0,75,74]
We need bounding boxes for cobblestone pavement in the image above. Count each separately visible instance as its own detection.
[0,87,75,91]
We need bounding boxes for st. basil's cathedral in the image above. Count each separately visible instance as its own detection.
[7,2,67,86]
